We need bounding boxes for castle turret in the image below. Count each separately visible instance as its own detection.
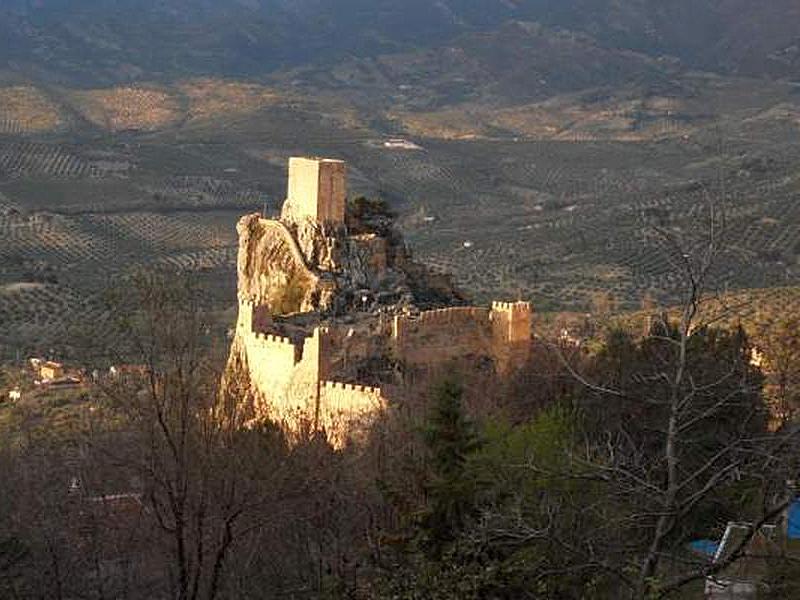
[491,301,533,373]
[491,301,533,344]
[282,157,346,225]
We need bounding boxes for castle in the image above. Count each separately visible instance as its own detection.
[227,157,533,446]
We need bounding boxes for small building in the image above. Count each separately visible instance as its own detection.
[7,389,21,402]
[39,361,65,381]
[383,138,423,151]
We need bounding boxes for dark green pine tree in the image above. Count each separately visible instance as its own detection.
[420,380,482,558]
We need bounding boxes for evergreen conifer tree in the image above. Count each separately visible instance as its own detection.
[420,380,482,557]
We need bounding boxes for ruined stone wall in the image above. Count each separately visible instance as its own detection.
[234,297,316,420]
[392,307,493,365]
[392,303,533,372]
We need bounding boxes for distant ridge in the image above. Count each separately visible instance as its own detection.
[1,0,799,87]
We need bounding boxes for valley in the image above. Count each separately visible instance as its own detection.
[1,71,799,362]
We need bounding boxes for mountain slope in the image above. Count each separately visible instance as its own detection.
[2,0,799,87]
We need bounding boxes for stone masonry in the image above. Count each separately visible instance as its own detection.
[282,157,347,225]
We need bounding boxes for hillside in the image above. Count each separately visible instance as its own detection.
[2,0,799,89]
[1,2,799,360]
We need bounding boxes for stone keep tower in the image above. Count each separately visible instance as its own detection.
[283,157,347,224]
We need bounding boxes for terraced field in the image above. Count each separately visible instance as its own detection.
[143,176,271,210]
[380,137,800,310]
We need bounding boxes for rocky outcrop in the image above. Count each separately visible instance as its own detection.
[226,157,480,447]
[236,207,462,317]
[237,214,332,313]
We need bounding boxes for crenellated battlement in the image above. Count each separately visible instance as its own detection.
[393,306,490,342]
[490,300,532,346]
[390,300,533,371]
[237,296,273,335]
[416,306,489,323]
[321,380,383,398]
[253,332,294,348]
[318,379,387,448]
[492,301,532,313]
[238,295,258,308]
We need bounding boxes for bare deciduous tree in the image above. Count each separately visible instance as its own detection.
[515,189,800,599]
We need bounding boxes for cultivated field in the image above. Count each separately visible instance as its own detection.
[0,73,798,360]
[68,86,183,132]
[0,86,64,135]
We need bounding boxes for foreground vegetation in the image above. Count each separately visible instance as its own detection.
[1,270,799,600]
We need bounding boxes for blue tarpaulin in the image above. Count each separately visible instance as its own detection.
[788,500,800,540]
[689,539,720,557]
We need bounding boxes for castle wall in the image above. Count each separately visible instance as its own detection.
[234,296,390,446]
[242,331,299,403]
[319,381,386,447]
[392,303,533,372]
[280,328,323,419]
[235,296,531,439]
[392,307,493,365]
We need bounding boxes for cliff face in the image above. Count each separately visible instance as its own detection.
[236,209,461,317]
[236,214,328,314]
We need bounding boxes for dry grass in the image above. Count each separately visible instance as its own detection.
[68,80,282,131]
[177,78,279,122]
[70,86,182,131]
[394,92,693,142]
[0,86,63,133]
[391,107,486,140]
